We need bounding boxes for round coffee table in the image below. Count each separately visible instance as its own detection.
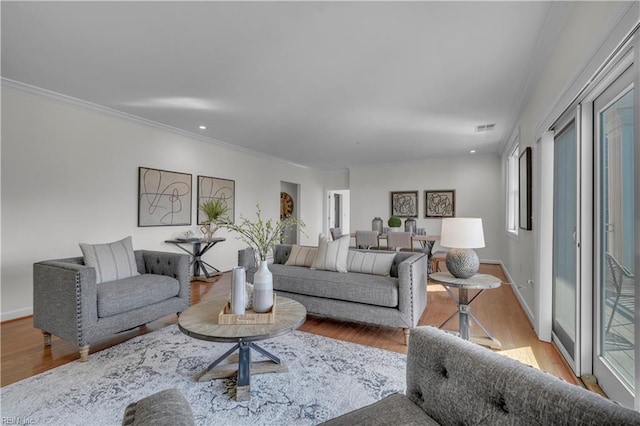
[178,295,306,401]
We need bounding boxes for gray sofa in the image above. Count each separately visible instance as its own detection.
[33,250,190,361]
[238,244,428,344]
[323,326,640,425]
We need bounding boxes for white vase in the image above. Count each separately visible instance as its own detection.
[230,266,246,315]
[253,260,273,313]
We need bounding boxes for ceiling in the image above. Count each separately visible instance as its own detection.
[2,1,563,171]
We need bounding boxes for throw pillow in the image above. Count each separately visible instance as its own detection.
[347,251,396,276]
[284,245,318,267]
[79,236,140,284]
[311,234,350,273]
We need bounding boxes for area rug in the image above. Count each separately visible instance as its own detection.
[1,325,407,425]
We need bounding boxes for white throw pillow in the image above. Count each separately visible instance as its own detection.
[347,251,396,276]
[311,234,349,273]
[79,236,140,283]
[284,245,318,267]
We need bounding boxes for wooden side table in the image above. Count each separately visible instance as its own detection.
[430,272,502,349]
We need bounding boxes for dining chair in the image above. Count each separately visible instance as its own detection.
[355,230,379,249]
[387,231,413,251]
[329,228,343,241]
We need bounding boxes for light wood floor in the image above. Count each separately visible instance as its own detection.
[1,263,579,387]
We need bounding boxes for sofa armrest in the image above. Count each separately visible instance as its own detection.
[33,260,99,345]
[139,250,190,301]
[396,253,428,328]
[238,247,257,271]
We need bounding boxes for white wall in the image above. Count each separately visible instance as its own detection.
[501,1,638,337]
[349,155,503,261]
[1,86,344,320]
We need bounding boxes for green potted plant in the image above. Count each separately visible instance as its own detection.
[199,199,230,239]
[219,204,305,312]
[388,216,402,231]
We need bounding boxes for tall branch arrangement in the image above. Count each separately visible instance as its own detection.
[219,204,305,261]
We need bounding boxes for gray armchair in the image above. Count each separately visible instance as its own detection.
[33,250,190,361]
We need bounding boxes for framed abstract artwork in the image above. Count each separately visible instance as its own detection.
[425,190,455,218]
[138,167,192,226]
[197,175,235,225]
[390,191,419,218]
[519,147,532,230]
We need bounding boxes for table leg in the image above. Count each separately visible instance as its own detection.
[458,288,470,340]
[236,342,251,401]
[197,340,288,401]
[192,242,202,277]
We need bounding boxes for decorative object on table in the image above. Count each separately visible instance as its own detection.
[372,217,383,234]
[519,146,533,230]
[387,216,402,231]
[245,282,254,309]
[197,175,235,225]
[253,260,274,313]
[230,266,246,315]
[404,217,417,234]
[198,198,230,239]
[280,192,294,220]
[138,167,192,227]
[218,204,305,312]
[425,189,455,218]
[219,294,276,325]
[390,191,418,217]
[439,217,485,279]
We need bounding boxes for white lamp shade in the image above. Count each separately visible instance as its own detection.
[440,218,485,249]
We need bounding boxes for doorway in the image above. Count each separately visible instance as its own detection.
[280,181,300,245]
[327,189,350,237]
[592,62,635,407]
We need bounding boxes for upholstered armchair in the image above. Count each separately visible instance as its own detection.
[33,249,190,361]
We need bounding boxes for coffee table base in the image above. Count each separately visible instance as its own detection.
[196,341,287,401]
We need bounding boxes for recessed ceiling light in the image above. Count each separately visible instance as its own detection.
[199,125,206,130]
[470,150,476,153]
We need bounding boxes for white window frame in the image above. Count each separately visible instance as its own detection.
[506,139,520,236]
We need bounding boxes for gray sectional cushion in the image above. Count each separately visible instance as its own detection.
[122,388,194,426]
[270,264,398,307]
[80,236,139,283]
[97,274,180,317]
[321,393,438,426]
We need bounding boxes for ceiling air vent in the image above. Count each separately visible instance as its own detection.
[475,123,496,133]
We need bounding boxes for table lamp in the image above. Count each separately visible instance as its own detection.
[439,218,485,279]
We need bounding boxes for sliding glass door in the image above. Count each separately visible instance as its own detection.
[593,64,635,407]
[553,118,579,368]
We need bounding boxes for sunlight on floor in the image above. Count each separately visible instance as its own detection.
[499,346,540,369]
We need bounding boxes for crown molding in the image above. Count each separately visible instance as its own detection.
[1,77,314,171]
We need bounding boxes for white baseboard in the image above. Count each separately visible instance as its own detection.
[1,306,33,322]
[498,260,536,327]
